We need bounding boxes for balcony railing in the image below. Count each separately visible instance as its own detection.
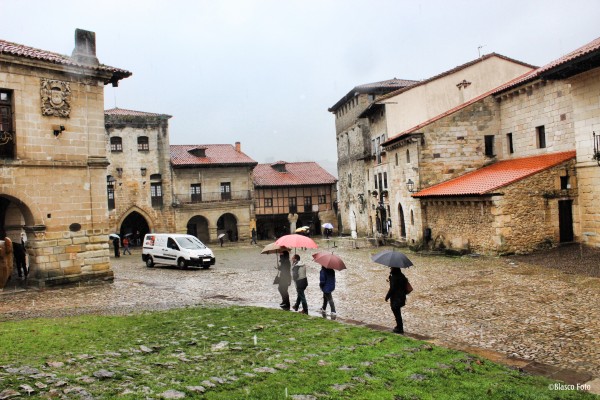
[174,190,251,205]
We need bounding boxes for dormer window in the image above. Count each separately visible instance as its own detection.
[271,161,287,172]
[188,146,207,157]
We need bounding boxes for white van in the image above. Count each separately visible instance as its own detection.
[142,234,215,269]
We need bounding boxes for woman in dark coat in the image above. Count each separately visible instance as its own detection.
[319,267,336,318]
[385,267,408,334]
[277,251,292,310]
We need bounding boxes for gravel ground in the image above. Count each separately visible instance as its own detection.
[1,239,599,380]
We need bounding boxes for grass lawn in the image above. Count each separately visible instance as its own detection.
[0,305,595,399]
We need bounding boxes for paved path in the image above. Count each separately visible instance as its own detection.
[1,240,599,390]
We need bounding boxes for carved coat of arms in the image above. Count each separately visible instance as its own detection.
[41,79,71,117]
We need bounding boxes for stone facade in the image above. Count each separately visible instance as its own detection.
[420,161,577,255]
[105,109,176,243]
[0,30,130,286]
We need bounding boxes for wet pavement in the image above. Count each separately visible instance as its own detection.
[1,239,599,391]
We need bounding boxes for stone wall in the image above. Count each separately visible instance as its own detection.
[570,67,600,248]
[1,55,115,286]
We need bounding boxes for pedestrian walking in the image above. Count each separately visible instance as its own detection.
[112,237,120,258]
[251,228,257,245]
[291,254,308,314]
[13,242,27,279]
[319,266,336,318]
[277,251,292,310]
[122,237,132,255]
[385,267,409,334]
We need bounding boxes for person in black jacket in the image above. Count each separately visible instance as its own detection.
[385,267,408,334]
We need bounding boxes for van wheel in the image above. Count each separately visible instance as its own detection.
[145,257,154,268]
[177,258,187,269]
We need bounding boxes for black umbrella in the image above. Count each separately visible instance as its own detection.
[371,250,413,268]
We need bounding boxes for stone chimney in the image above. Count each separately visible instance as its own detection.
[235,142,241,152]
[71,29,99,66]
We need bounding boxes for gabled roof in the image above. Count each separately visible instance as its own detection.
[371,53,536,107]
[105,108,172,118]
[253,161,337,187]
[0,39,131,84]
[494,36,600,94]
[412,151,576,198]
[170,144,257,168]
[328,78,419,112]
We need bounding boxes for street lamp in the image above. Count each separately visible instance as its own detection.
[406,179,416,193]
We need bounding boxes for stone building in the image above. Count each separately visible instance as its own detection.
[104,108,175,244]
[382,35,600,253]
[0,30,131,287]
[170,143,257,243]
[328,79,418,237]
[252,161,337,239]
[331,55,534,239]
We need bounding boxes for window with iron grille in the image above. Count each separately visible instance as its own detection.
[0,90,15,159]
[191,183,202,202]
[151,182,163,207]
[138,136,149,151]
[110,136,123,152]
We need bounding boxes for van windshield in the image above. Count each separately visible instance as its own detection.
[175,237,206,250]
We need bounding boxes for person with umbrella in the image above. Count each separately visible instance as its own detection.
[277,251,292,310]
[319,264,337,319]
[291,254,308,314]
[373,250,414,335]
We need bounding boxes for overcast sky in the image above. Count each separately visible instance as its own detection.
[2,1,600,176]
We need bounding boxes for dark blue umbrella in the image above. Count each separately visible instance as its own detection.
[371,250,413,268]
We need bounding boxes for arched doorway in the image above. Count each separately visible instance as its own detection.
[187,215,210,243]
[217,213,238,242]
[120,211,150,247]
[398,203,407,239]
[0,195,35,289]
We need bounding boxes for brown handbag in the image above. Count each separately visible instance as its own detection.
[405,280,413,294]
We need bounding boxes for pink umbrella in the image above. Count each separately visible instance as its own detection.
[274,234,318,249]
[312,252,347,271]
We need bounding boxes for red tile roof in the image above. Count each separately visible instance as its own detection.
[105,108,171,118]
[0,39,131,82]
[412,151,576,198]
[170,144,257,167]
[253,161,338,187]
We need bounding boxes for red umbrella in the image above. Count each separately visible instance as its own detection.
[275,234,318,249]
[312,251,347,271]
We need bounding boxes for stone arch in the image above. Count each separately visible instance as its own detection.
[0,194,38,240]
[217,213,238,242]
[117,207,152,247]
[187,215,210,243]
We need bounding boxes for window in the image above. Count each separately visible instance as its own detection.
[395,153,398,166]
[347,173,352,188]
[264,198,273,207]
[378,173,383,192]
[107,176,115,210]
[383,172,388,189]
[304,196,312,210]
[374,173,378,189]
[376,136,382,164]
[137,136,149,151]
[560,175,571,190]
[110,136,122,152]
[507,133,514,154]
[151,182,163,207]
[220,182,231,200]
[191,183,202,203]
[536,125,546,149]
[484,135,495,157]
[406,149,410,163]
[318,195,326,204]
[289,197,297,214]
[0,89,15,159]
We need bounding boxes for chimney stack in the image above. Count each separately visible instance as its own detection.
[71,29,99,66]
[235,142,241,152]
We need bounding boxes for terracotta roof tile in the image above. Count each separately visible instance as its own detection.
[105,107,171,118]
[170,144,257,167]
[413,151,576,198]
[0,39,131,79]
[253,161,337,187]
